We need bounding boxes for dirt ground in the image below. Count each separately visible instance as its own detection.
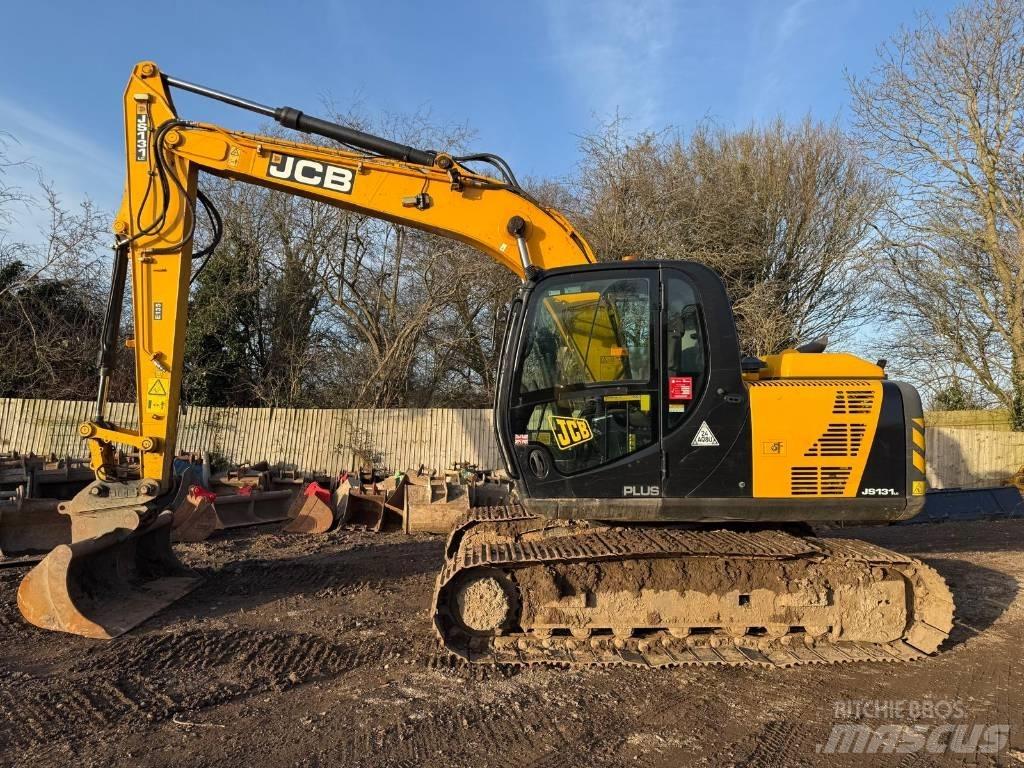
[1,519,1022,768]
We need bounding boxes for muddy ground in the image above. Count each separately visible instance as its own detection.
[1,519,1022,768]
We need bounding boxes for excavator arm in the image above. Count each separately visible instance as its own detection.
[16,61,598,639]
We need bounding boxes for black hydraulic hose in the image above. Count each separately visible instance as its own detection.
[93,242,129,422]
[453,152,523,190]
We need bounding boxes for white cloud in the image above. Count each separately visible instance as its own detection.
[737,0,815,119]
[0,95,120,244]
[542,0,676,129]
[777,0,812,44]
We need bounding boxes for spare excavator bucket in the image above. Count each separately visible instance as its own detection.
[333,476,351,522]
[283,481,335,534]
[342,486,387,531]
[212,489,297,530]
[403,469,470,534]
[0,496,71,560]
[171,487,222,543]
[383,475,408,522]
[17,510,201,639]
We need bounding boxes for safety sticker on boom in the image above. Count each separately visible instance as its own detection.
[549,415,593,450]
[146,377,169,416]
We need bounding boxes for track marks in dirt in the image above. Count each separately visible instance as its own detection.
[0,569,27,634]
[732,720,806,768]
[0,629,385,753]
[317,680,588,768]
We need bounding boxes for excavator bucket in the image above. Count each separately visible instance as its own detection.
[17,510,201,639]
[282,481,335,534]
[333,476,351,522]
[342,486,387,531]
[403,470,470,534]
[212,488,297,530]
[31,457,94,499]
[0,496,71,560]
[380,474,409,530]
[171,487,222,543]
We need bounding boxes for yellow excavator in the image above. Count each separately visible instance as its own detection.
[17,62,954,666]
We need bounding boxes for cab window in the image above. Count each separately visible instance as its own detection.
[664,274,707,430]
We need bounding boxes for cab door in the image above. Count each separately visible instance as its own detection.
[504,267,662,500]
[658,265,751,499]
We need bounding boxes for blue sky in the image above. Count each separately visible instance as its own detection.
[1,0,960,240]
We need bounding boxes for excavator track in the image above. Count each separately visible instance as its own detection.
[431,507,954,668]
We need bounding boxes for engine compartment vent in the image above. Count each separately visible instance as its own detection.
[791,466,852,496]
[805,424,868,457]
[832,390,875,414]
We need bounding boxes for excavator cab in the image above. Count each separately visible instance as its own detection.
[496,261,749,517]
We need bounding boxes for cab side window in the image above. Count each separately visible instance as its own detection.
[665,274,707,430]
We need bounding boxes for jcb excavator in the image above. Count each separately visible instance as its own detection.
[17,62,953,666]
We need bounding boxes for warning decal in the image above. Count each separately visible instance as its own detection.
[668,376,693,401]
[691,421,719,447]
[146,377,169,416]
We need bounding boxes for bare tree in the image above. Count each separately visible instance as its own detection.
[0,132,29,231]
[0,180,120,400]
[570,118,882,356]
[185,113,516,409]
[850,0,1024,428]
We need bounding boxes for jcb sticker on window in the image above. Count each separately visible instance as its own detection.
[549,416,593,450]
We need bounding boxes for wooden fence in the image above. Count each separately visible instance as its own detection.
[925,427,1024,489]
[0,399,500,474]
[2,399,1022,489]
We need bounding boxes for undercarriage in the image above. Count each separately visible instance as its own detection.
[432,507,954,667]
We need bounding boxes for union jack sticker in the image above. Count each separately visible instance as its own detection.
[514,433,529,446]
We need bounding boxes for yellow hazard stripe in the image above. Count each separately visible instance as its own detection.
[913,450,926,474]
[912,417,925,428]
[912,428,925,450]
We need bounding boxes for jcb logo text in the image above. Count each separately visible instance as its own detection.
[267,153,354,194]
[549,416,593,450]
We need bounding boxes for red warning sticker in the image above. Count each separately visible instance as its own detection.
[668,376,693,401]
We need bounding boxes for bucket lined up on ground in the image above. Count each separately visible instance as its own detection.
[12,454,510,639]
[0,453,93,565]
[167,462,512,542]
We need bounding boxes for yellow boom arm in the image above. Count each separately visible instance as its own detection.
[84,61,596,491]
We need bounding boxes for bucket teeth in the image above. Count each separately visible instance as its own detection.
[17,511,201,639]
